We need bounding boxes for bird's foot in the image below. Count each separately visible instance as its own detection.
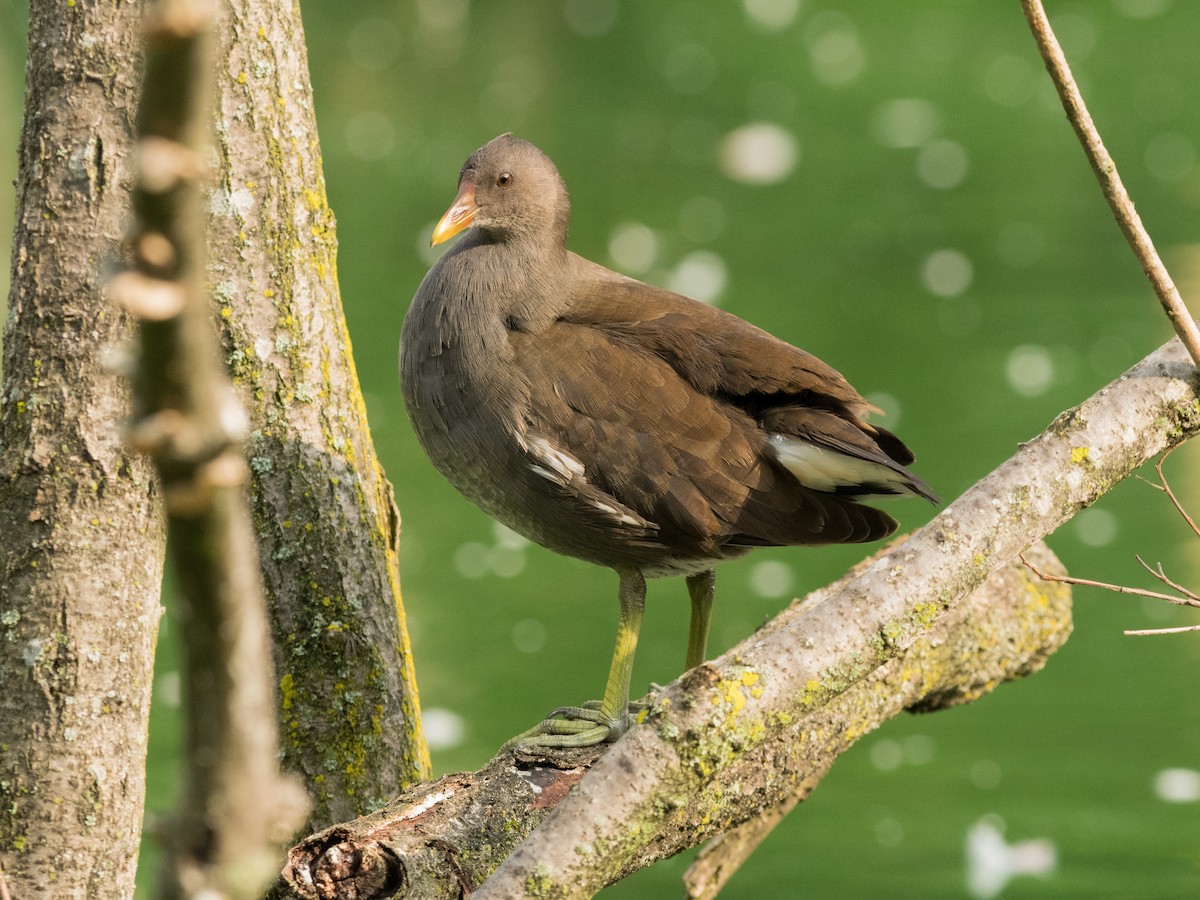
[503,702,640,751]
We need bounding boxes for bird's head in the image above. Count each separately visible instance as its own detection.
[430,134,570,247]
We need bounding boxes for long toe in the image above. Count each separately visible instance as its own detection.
[504,704,634,751]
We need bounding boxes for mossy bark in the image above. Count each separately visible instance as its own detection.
[0,2,164,897]
[205,0,430,825]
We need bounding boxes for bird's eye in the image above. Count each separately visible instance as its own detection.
[497,172,513,188]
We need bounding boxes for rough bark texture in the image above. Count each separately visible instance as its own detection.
[280,541,1072,900]
[0,2,164,897]
[204,0,431,824]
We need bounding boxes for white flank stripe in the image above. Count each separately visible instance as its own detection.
[591,500,645,528]
[528,437,585,483]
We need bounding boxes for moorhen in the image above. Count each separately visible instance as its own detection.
[400,134,935,749]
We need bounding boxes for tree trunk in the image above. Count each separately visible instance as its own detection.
[205,0,431,824]
[0,2,163,897]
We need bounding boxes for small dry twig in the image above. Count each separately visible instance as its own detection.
[1020,449,1199,636]
[1153,449,1200,538]
[1020,0,1200,368]
[0,860,12,900]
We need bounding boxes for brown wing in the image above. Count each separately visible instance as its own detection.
[562,256,937,503]
[509,320,898,557]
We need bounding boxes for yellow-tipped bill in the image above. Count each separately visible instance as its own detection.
[430,181,479,246]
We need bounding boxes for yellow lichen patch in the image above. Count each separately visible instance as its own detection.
[279,672,295,712]
[910,600,944,628]
[802,678,822,702]
[1070,446,1091,464]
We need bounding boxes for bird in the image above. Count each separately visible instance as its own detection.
[400,134,936,750]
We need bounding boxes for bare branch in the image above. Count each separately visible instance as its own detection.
[282,337,1198,898]
[115,0,308,894]
[1023,445,1199,639]
[1022,553,1198,608]
[1020,0,1200,368]
[468,337,1196,898]
[283,542,1072,900]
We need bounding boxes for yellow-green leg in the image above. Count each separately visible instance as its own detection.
[685,569,715,670]
[506,566,646,750]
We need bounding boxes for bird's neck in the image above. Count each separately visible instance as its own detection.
[447,231,572,330]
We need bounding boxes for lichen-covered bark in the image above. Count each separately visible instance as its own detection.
[280,542,1072,900]
[278,337,1197,900]
[204,0,430,823]
[0,2,164,897]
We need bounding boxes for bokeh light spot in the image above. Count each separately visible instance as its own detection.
[511,618,548,654]
[743,0,802,31]
[917,139,969,189]
[719,122,799,184]
[564,0,619,37]
[1073,507,1118,547]
[668,251,728,304]
[748,559,794,598]
[422,707,466,750]
[609,222,659,275]
[805,12,865,86]
[1145,132,1195,182]
[664,43,716,95]
[1154,768,1200,803]
[922,249,974,297]
[872,98,941,148]
[1005,344,1054,396]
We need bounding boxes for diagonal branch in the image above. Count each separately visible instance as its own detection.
[1020,0,1200,368]
[468,338,1197,899]
[283,541,1071,900]
[281,335,1199,899]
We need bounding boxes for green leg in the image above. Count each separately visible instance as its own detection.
[684,569,715,671]
[505,566,646,750]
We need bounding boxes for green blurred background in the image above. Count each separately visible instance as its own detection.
[2,1,1199,896]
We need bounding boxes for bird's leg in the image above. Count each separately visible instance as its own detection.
[684,568,715,671]
[505,567,646,750]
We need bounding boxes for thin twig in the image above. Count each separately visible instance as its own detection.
[1125,625,1200,636]
[1020,0,1200,369]
[1134,555,1199,602]
[1019,553,1199,609]
[1155,448,1200,539]
[1021,447,1200,636]
[0,860,12,900]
